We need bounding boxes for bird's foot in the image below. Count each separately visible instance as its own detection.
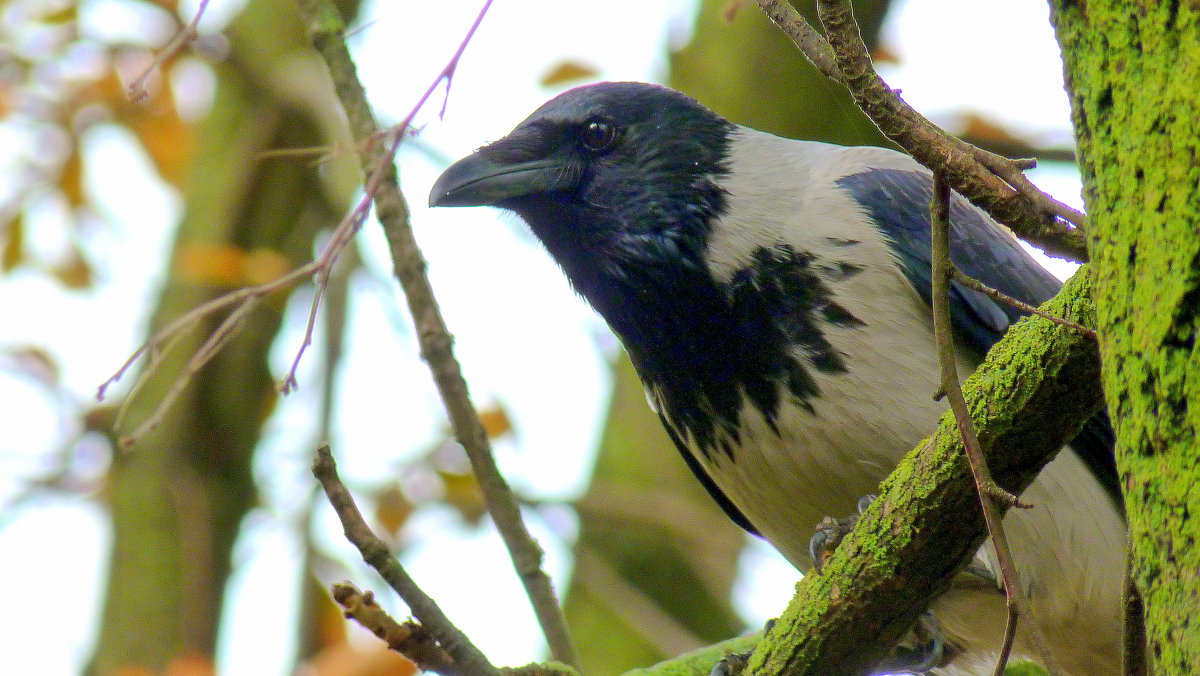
[872,612,947,675]
[708,614,946,676]
[709,650,750,676]
[709,620,774,676]
[809,494,875,572]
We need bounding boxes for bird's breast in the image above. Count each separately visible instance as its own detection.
[655,280,961,570]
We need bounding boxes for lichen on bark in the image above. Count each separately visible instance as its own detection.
[1050,2,1200,671]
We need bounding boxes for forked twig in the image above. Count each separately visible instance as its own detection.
[313,445,499,676]
[128,0,212,102]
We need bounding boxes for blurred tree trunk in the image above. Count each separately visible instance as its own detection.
[1051,2,1200,671]
[563,3,892,673]
[87,0,359,672]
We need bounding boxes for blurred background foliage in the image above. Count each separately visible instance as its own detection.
[0,0,1070,674]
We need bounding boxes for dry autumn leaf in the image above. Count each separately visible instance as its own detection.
[477,405,512,439]
[373,483,415,536]
[59,148,85,207]
[307,641,419,676]
[175,242,292,287]
[3,214,24,272]
[438,470,486,525]
[50,248,93,289]
[540,60,599,87]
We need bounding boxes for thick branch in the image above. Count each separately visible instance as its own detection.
[295,0,578,665]
[743,268,1104,674]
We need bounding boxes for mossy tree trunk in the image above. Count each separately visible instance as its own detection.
[1050,2,1200,671]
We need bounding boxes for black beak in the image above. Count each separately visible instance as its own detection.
[428,152,571,208]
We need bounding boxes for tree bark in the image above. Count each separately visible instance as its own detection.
[1050,2,1200,671]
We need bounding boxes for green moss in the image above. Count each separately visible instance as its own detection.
[1050,1,1200,670]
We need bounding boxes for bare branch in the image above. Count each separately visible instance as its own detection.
[332,581,458,674]
[296,0,579,666]
[128,0,212,102]
[930,174,1057,676]
[949,267,1097,339]
[755,0,1089,262]
[118,298,258,447]
[313,445,499,676]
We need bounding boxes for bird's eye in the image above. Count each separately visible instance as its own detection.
[580,120,617,152]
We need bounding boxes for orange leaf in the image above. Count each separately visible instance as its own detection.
[961,113,1029,147]
[438,470,486,525]
[308,641,419,676]
[540,61,599,87]
[243,248,293,285]
[312,575,348,650]
[175,242,291,288]
[59,148,84,207]
[477,405,512,439]
[176,242,247,286]
[870,44,901,65]
[97,64,196,187]
[166,652,215,676]
[50,249,93,289]
[374,483,414,536]
[131,103,195,187]
[3,214,23,272]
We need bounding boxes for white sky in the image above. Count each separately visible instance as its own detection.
[0,0,1083,673]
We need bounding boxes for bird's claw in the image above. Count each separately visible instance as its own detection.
[809,494,876,572]
[872,612,946,675]
[709,650,750,676]
[709,620,773,676]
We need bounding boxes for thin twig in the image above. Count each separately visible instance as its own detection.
[296,0,579,666]
[755,0,1089,262]
[930,174,1059,676]
[119,298,258,446]
[128,0,211,102]
[281,203,371,392]
[99,224,355,442]
[313,445,499,676]
[950,267,1097,338]
[993,604,1020,676]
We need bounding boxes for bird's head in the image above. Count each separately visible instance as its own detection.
[429,82,735,283]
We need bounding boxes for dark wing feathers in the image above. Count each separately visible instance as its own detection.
[838,168,1121,510]
[836,168,1062,352]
